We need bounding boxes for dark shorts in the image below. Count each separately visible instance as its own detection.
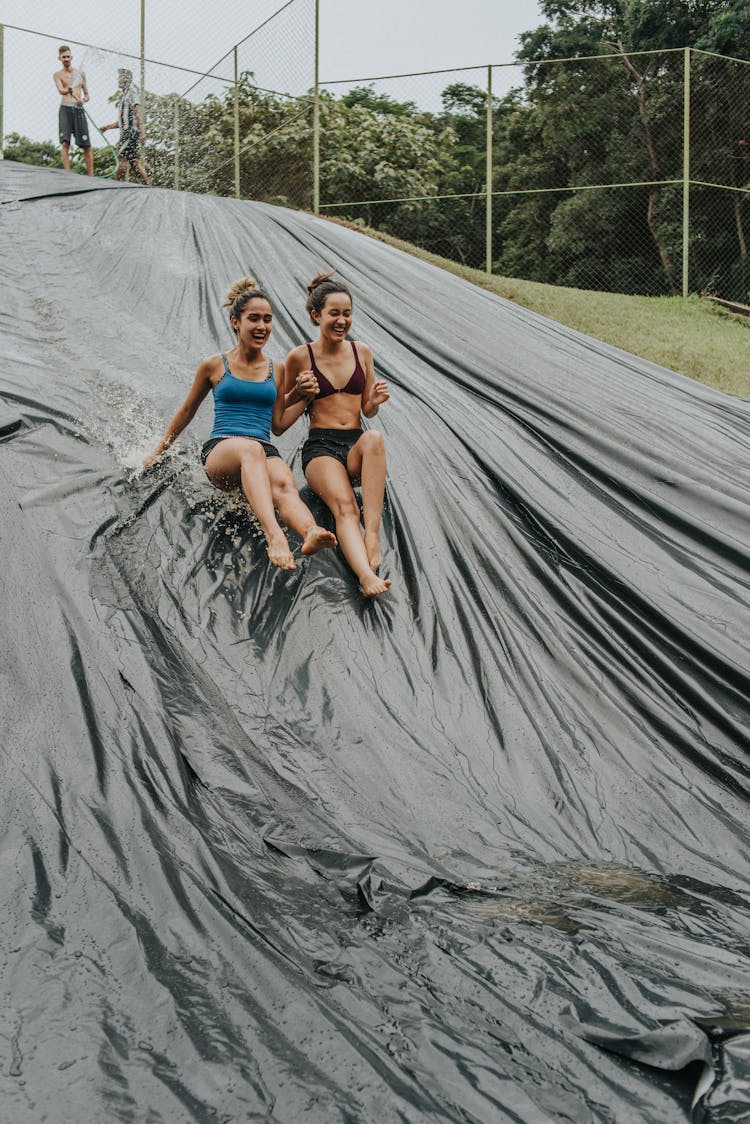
[59,105,90,147]
[118,128,140,161]
[301,428,363,473]
[201,435,281,466]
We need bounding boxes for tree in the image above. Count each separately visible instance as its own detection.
[3,132,115,180]
[510,0,750,296]
[3,133,61,167]
[340,86,417,117]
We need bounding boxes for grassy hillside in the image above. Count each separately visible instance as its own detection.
[329,219,750,400]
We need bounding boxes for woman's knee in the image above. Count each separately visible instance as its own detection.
[359,430,385,455]
[239,442,266,469]
[270,473,297,503]
[329,493,359,519]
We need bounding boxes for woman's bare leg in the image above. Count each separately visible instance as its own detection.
[205,439,295,569]
[347,430,386,571]
[305,457,391,597]
[266,459,336,556]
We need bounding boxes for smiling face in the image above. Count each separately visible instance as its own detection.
[231,296,273,348]
[314,291,353,343]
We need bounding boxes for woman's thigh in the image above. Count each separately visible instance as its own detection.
[305,456,357,510]
[204,437,266,489]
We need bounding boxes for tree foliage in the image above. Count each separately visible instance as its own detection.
[509,0,750,295]
[3,133,61,167]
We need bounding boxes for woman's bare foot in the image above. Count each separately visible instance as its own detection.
[301,526,337,556]
[359,572,391,597]
[364,532,382,571]
[266,532,296,570]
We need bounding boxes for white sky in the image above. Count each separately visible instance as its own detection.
[1,0,543,142]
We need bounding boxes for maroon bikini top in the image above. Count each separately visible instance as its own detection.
[306,341,366,399]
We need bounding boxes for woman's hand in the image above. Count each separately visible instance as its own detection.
[368,380,390,408]
[295,369,320,401]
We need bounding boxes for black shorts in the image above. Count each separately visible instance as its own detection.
[118,128,140,161]
[301,428,363,473]
[59,105,90,148]
[201,435,281,466]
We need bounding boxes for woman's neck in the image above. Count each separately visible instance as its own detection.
[233,341,264,365]
[318,334,348,356]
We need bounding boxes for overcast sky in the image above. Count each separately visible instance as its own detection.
[1,0,543,141]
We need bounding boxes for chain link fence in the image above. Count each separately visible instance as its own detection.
[0,0,315,198]
[1,13,748,302]
[319,48,750,303]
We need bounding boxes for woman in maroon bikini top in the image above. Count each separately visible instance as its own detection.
[304,340,366,398]
[278,272,392,598]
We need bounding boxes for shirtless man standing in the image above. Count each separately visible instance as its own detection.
[53,45,93,175]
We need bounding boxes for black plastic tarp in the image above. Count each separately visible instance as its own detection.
[1,161,749,1123]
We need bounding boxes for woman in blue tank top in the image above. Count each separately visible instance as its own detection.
[144,277,336,571]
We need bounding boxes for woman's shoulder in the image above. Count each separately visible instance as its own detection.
[196,352,225,379]
[352,339,373,362]
[285,341,313,365]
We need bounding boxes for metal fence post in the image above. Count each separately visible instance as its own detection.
[486,64,493,274]
[174,99,180,190]
[233,46,240,198]
[0,25,4,159]
[140,0,146,149]
[682,46,690,298]
[313,0,320,213]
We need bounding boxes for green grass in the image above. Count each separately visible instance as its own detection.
[326,218,750,400]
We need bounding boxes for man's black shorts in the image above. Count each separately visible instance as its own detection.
[59,105,90,148]
[118,128,140,162]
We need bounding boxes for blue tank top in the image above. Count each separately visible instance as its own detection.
[209,354,276,441]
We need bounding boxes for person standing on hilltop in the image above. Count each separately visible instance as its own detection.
[101,68,151,186]
[53,45,93,175]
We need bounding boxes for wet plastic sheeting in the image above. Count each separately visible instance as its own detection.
[1,161,749,1122]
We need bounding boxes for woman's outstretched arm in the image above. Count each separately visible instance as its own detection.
[143,358,214,466]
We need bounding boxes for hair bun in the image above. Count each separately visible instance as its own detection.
[222,276,260,308]
[306,271,335,295]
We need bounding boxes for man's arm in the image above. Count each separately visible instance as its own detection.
[80,71,90,104]
[53,71,70,96]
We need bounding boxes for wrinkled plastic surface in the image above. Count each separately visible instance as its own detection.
[1,162,750,1123]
